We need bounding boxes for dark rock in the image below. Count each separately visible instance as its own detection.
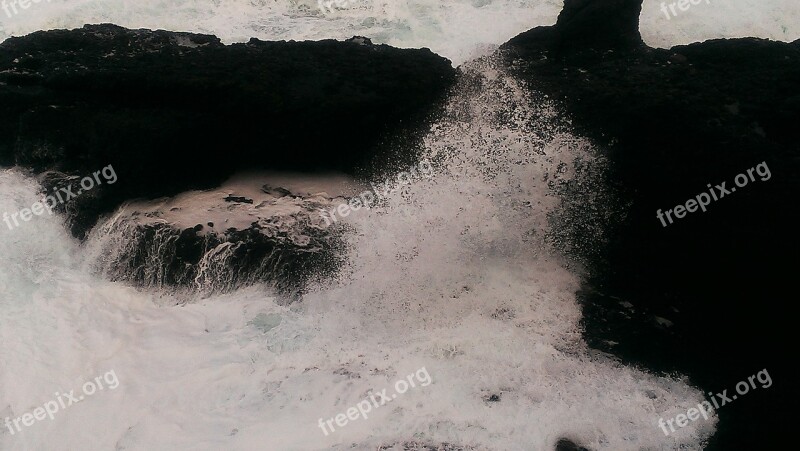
[501,1,799,449]
[555,439,590,451]
[262,185,293,198]
[346,36,373,46]
[84,174,349,301]
[504,0,643,58]
[668,52,688,64]
[0,24,456,237]
[224,196,254,204]
[88,213,342,302]
[554,0,643,52]
[92,221,334,301]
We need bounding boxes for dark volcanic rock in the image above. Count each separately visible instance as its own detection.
[0,24,456,236]
[501,1,799,449]
[91,220,335,303]
[83,173,354,301]
[555,439,590,451]
[505,0,643,57]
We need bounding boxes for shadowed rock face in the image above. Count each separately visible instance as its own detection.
[505,0,643,57]
[0,24,456,236]
[555,0,643,52]
[0,24,455,298]
[501,1,799,450]
[555,439,590,451]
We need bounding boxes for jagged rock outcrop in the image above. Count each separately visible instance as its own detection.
[0,24,456,298]
[81,172,357,301]
[0,24,456,236]
[507,0,643,56]
[500,1,799,449]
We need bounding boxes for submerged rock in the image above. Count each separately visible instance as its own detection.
[82,172,357,300]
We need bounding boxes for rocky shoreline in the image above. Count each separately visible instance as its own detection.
[0,24,456,237]
[0,3,797,446]
[0,25,455,300]
[499,1,798,449]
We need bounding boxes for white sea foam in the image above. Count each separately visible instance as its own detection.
[0,0,563,65]
[0,56,717,450]
[1,1,793,449]
[640,0,799,48]
[0,0,795,67]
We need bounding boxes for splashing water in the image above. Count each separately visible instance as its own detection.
[0,0,564,65]
[1,1,797,449]
[0,0,796,66]
[0,55,716,450]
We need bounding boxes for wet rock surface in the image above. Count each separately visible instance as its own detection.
[500,0,799,449]
[0,24,456,237]
[81,172,356,301]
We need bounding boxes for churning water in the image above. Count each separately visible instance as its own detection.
[2,1,796,449]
